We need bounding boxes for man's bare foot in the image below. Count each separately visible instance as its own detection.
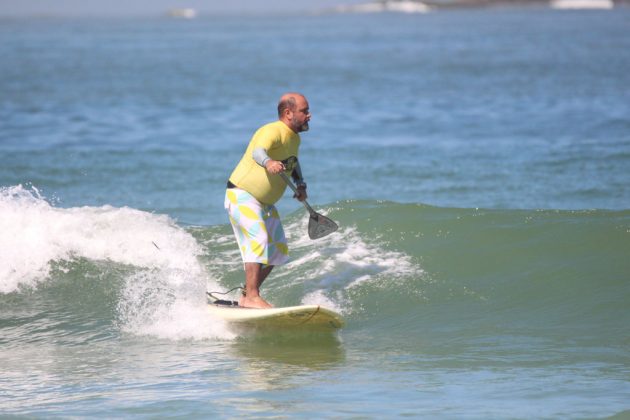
[239,295,273,309]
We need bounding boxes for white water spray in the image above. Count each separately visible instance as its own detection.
[0,185,234,340]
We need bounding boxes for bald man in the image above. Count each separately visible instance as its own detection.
[225,93,311,308]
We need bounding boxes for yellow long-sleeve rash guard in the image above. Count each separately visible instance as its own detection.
[228,121,301,205]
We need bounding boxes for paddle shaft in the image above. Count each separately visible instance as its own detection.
[279,172,317,217]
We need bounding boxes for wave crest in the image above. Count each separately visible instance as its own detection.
[0,184,232,340]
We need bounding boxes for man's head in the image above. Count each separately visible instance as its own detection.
[278,93,311,133]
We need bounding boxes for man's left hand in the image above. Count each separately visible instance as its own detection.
[294,186,307,202]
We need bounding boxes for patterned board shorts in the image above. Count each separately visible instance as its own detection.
[224,188,290,266]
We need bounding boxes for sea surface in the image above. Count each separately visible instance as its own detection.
[1,8,629,419]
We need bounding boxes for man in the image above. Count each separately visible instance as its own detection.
[225,93,311,308]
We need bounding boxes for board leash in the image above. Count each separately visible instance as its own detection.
[206,287,242,307]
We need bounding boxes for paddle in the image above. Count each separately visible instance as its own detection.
[279,172,338,239]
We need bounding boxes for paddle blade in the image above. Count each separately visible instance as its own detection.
[308,212,338,239]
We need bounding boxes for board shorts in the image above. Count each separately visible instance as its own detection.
[224,188,289,266]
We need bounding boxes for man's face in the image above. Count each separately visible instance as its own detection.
[290,97,311,133]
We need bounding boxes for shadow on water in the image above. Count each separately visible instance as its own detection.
[230,331,345,369]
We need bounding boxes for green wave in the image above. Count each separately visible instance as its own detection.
[2,200,628,348]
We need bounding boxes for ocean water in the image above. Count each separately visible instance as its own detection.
[1,8,629,418]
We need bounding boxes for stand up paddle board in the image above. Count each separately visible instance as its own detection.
[207,294,344,331]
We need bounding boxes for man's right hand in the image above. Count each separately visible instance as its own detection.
[265,160,285,174]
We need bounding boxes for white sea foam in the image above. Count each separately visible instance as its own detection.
[278,210,423,312]
[0,185,233,340]
[117,270,235,341]
[301,289,343,314]
[201,208,422,315]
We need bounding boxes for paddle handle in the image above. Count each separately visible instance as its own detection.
[279,172,317,217]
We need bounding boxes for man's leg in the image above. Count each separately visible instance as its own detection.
[239,263,274,308]
[225,189,287,308]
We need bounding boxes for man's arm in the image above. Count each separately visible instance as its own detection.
[252,147,284,174]
[252,147,307,201]
[290,161,307,202]
[291,161,307,189]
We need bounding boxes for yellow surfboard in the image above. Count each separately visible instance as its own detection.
[207,296,344,331]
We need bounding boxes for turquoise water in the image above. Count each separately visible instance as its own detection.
[1,9,629,418]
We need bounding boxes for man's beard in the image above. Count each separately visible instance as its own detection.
[290,115,309,132]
